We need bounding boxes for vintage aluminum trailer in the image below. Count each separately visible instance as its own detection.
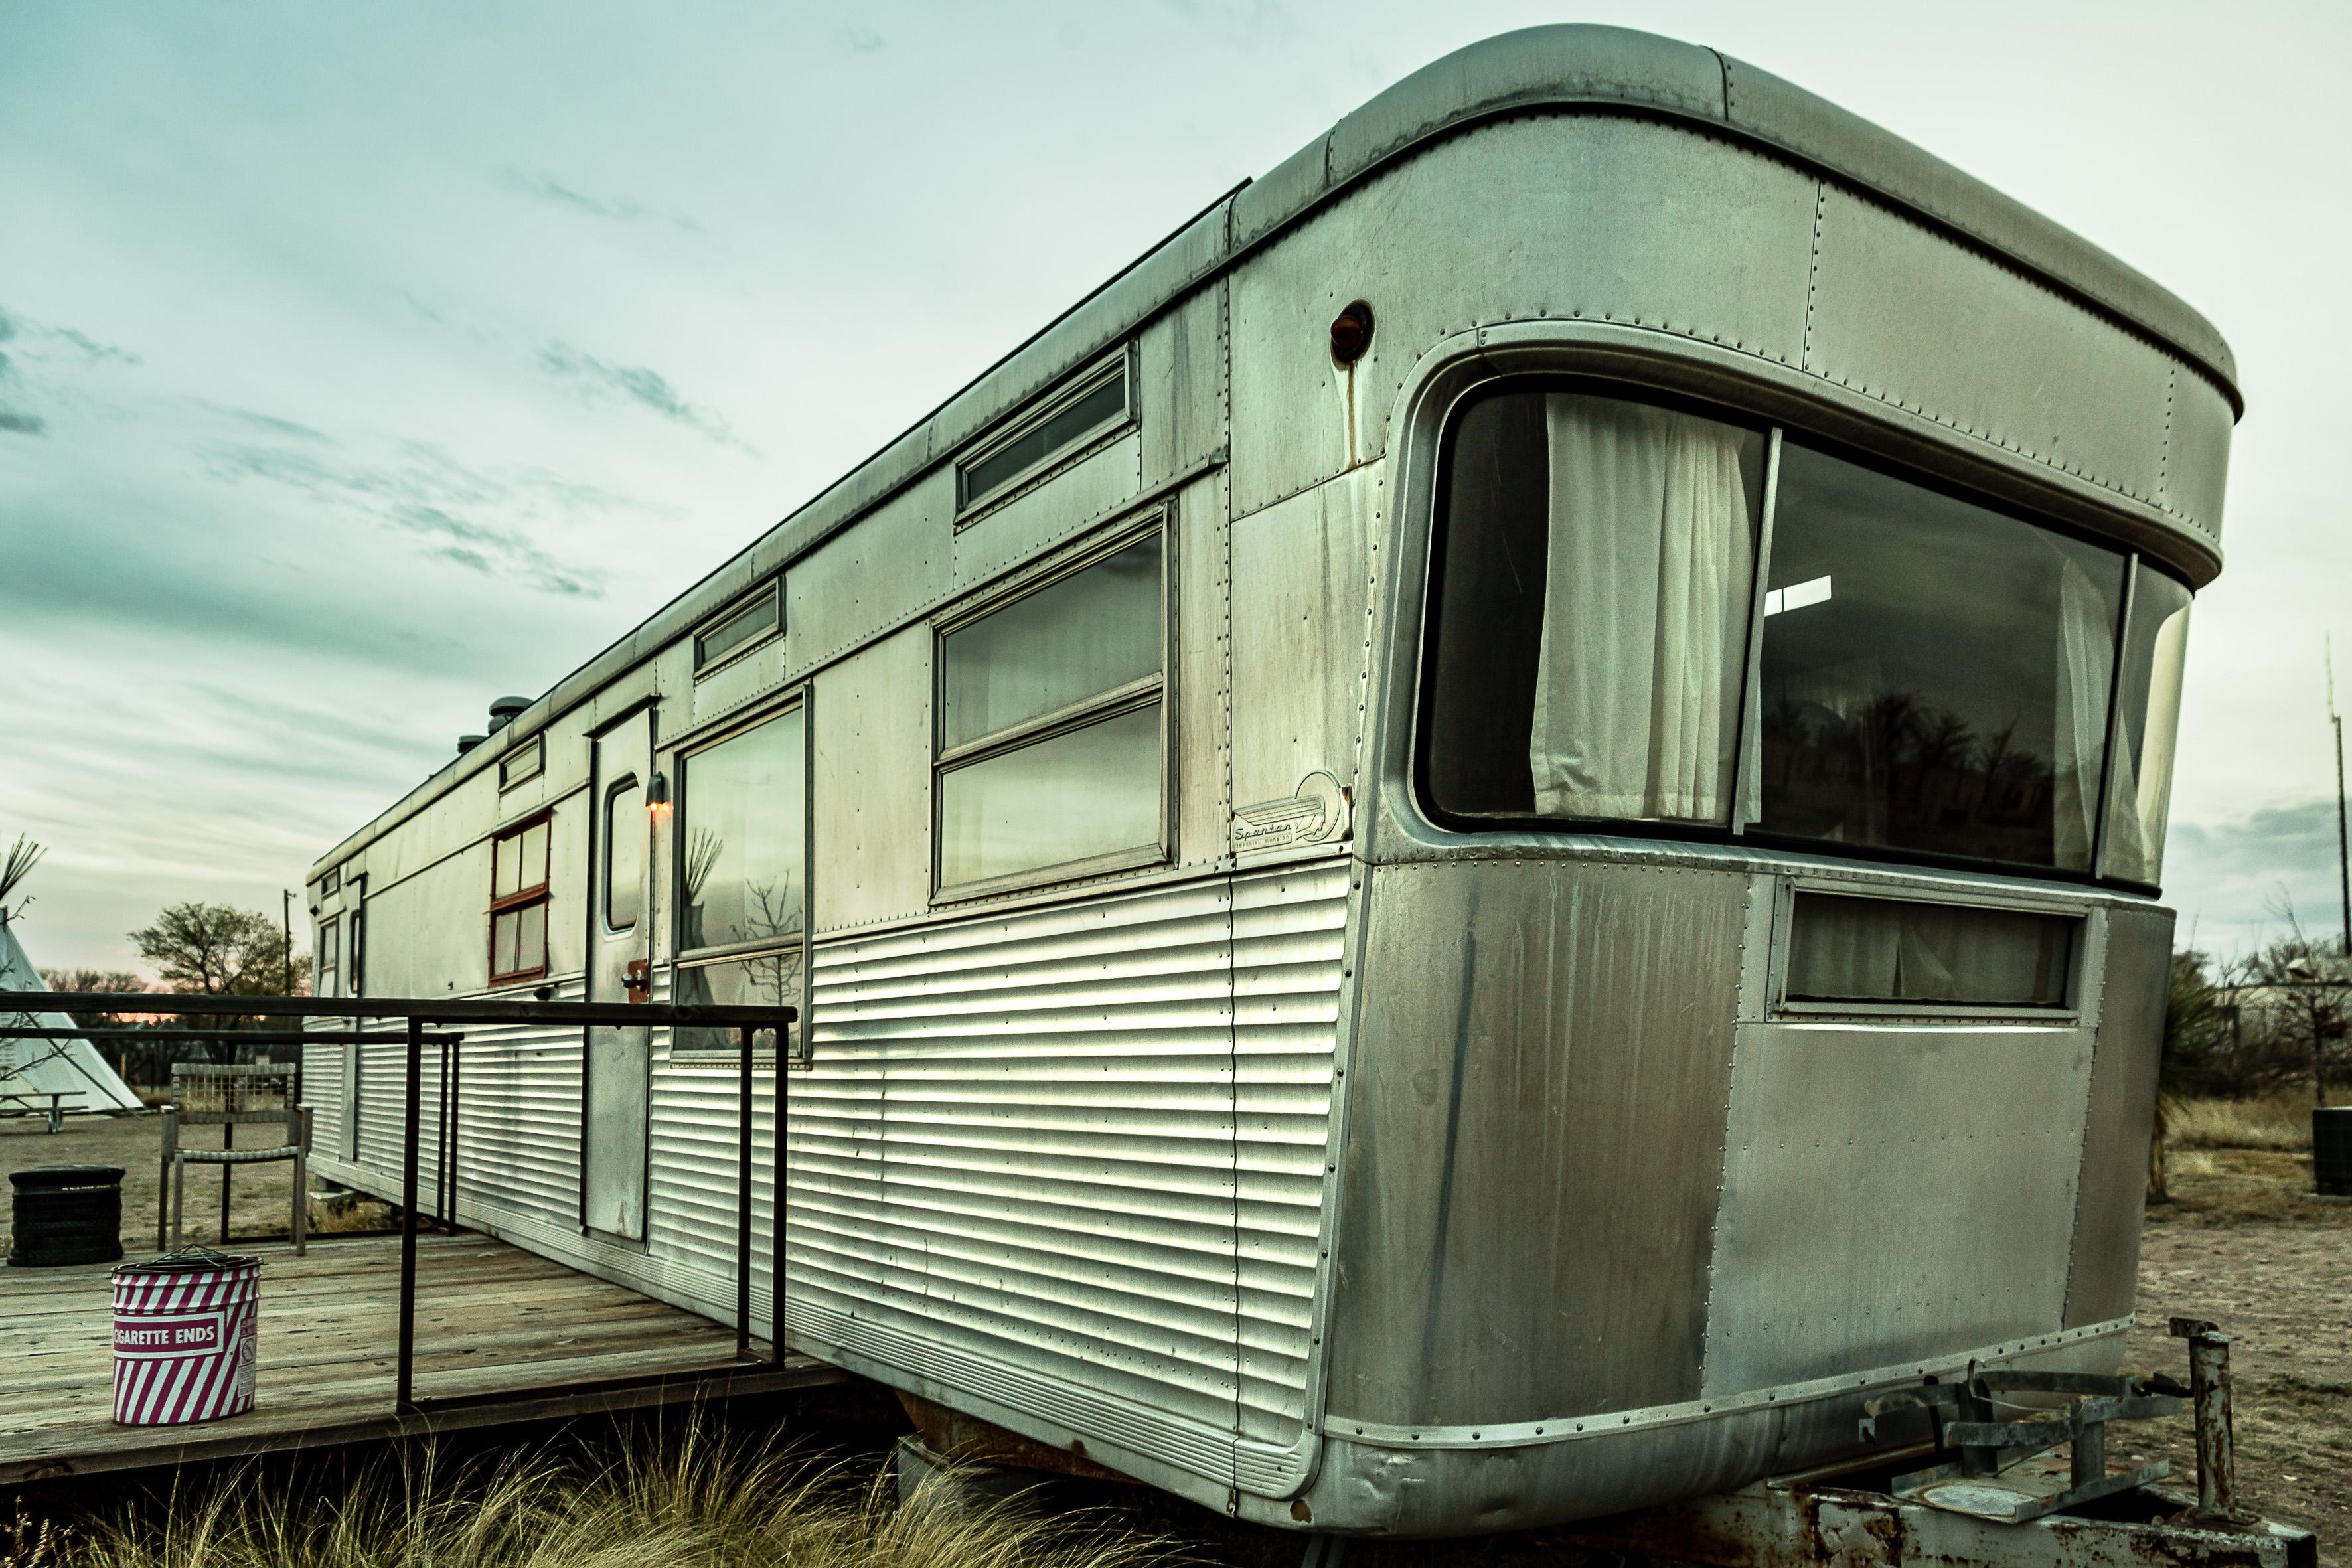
[303,25,2238,1538]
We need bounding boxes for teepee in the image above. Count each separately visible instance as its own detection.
[0,838,144,1114]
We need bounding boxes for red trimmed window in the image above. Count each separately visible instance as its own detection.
[489,814,552,983]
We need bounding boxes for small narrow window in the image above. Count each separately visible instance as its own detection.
[489,814,552,984]
[957,351,1132,513]
[348,905,366,998]
[1784,892,2077,1010]
[695,584,781,672]
[499,735,545,791]
[321,867,341,898]
[935,529,1166,894]
[604,779,643,933]
[315,918,341,999]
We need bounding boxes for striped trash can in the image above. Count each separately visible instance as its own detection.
[110,1249,262,1425]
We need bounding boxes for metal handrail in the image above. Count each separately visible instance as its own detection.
[3,992,797,1415]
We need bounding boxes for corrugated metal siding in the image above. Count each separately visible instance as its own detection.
[305,866,1346,1492]
[302,1040,343,1156]
[354,1029,441,1210]
[1234,865,1346,1454]
[455,977,589,1229]
[793,861,1346,1488]
[649,963,781,1305]
[327,977,588,1235]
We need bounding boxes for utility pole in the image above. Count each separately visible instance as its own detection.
[281,889,295,996]
[2333,639,2351,963]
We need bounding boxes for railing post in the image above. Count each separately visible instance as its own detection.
[735,1023,754,1361]
[771,1011,789,1362]
[437,1032,453,1231]
[397,1015,423,1413]
[446,1036,461,1231]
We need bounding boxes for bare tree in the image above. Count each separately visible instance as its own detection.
[39,968,152,1028]
[2241,901,2351,1104]
[129,902,311,999]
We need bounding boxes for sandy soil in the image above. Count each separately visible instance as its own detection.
[2118,1146,2352,1556]
[2,1111,314,1257]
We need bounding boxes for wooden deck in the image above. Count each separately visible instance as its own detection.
[1,1231,843,1484]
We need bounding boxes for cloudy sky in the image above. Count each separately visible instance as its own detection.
[2,0,2345,974]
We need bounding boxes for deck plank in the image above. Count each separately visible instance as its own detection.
[0,1230,842,1483]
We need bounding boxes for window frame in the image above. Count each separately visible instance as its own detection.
[498,734,545,791]
[315,917,340,1000]
[930,514,1174,903]
[601,775,643,936]
[1766,879,2088,1026]
[1412,373,2182,892]
[487,810,554,986]
[954,347,1138,520]
[692,580,783,676]
[668,694,811,1061]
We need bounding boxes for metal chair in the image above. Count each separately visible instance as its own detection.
[161,1064,310,1254]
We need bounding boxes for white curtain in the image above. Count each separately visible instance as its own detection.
[2050,552,2116,872]
[1785,894,2069,1006]
[1529,396,1755,822]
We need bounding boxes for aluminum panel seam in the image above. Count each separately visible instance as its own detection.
[1327,1316,2130,1450]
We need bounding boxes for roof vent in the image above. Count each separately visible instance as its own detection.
[457,734,487,755]
[488,696,530,731]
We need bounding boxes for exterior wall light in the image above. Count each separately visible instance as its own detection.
[1330,300,1375,365]
[647,771,672,820]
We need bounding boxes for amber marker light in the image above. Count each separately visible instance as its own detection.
[647,771,672,821]
[1330,300,1374,364]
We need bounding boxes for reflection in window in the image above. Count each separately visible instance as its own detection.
[2102,566,2193,884]
[605,779,643,933]
[316,919,340,999]
[1422,391,1766,823]
[674,951,801,1058]
[695,584,780,671]
[680,710,805,955]
[940,706,1162,888]
[959,354,1130,510]
[489,815,551,983]
[943,537,1162,749]
[1753,444,2124,872]
[1418,382,2197,886]
[935,532,1165,894]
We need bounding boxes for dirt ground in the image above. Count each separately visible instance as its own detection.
[2118,1146,2352,1553]
[6,1115,2349,1559]
[1,1110,313,1256]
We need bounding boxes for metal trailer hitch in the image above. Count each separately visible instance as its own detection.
[2170,1315,2257,1528]
[1859,1368,2185,1524]
[1556,1314,2315,1568]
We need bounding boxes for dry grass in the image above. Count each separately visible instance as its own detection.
[2167,1091,2333,1152]
[304,1190,396,1235]
[58,1427,1187,1568]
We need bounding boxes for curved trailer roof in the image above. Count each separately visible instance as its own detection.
[315,24,2238,875]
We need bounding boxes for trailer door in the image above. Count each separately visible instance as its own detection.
[584,707,655,1240]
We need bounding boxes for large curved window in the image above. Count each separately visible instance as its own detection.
[1751,443,2124,871]
[1419,382,2195,886]
[1423,391,1766,824]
